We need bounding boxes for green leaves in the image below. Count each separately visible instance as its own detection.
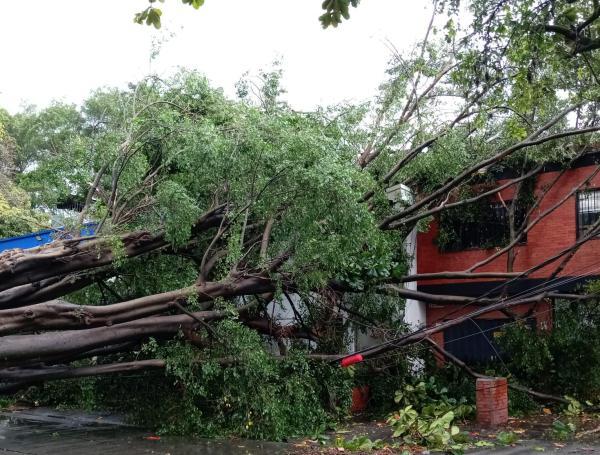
[182,0,205,10]
[496,431,519,445]
[134,6,163,29]
[135,0,205,28]
[563,396,583,417]
[139,323,352,439]
[387,405,463,450]
[562,6,578,23]
[0,192,46,238]
[319,0,360,28]
[334,435,386,451]
[550,420,576,441]
[387,377,475,451]
[500,297,600,402]
[156,180,201,247]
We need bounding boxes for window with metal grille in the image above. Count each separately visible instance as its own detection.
[437,200,527,252]
[577,189,600,238]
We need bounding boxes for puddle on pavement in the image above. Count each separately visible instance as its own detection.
[0,409,290,454]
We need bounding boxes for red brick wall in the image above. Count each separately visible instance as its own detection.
[417,165,600,285]
[427,300,553,327]
[416,167,597,339]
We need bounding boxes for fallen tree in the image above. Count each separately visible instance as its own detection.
[2,0,600,437]
[0,206,225,297]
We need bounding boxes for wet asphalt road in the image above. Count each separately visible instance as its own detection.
[0,408,288,454]
[1,408,600,454]
[467,442,600,454]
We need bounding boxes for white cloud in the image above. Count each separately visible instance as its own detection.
[0,0,433,113]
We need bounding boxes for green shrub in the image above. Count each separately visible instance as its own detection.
[499,298,600,401]
[23,320,352,441]
[352,352,414,416]
[386,375,475,452]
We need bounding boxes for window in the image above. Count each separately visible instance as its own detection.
[436,200,527,252]
[577,189,600,238]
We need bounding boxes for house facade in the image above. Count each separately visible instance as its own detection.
[416,151,600,363]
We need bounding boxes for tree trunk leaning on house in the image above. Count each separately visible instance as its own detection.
[3,0,600,397]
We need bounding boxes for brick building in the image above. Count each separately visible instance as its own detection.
[416,151,600,363]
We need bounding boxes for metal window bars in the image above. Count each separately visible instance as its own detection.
[442,201,527,252]
[577,189,600,238]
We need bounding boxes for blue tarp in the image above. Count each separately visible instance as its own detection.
[0,224,97,253]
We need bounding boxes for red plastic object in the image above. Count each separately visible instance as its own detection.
[340,353,363,368]
[144,436,161,441]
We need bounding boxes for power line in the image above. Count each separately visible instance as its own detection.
[341,259,600,362]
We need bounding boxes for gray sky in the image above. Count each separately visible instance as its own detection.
[0,1,433,113]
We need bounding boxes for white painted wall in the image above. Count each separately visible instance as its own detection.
[386,183,426,330]
[264,183,426,352]
[403,227,426,329]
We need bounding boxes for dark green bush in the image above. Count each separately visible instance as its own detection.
[23,320,352,441]
[499,298,600,402]
[351,351,415,416]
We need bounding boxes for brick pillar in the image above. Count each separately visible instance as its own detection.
[430,332,445,367]
[350,385,369,413]
[476,377,508,427]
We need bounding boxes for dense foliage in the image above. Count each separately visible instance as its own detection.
[500,296,600,402]
[26,321,352,440]
[0,70,408,438]
[5,0,600,443]
[0,110,47,237]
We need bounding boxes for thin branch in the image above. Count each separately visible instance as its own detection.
[381,114,596,229]
[424,337,569,404]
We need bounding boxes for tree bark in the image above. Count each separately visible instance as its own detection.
[0,275,277,335]
[396,272,520,283]
[0,274,99,310]
[0,209,223,295]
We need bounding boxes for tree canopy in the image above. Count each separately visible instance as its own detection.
[2,0,600,440]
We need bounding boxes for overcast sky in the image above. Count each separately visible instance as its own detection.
[0,1,434,114]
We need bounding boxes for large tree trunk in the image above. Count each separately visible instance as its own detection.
[0,208,223,296]
[0,275,276,335]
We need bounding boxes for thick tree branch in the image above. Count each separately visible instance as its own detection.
[0,207,224,295]
[380,110,595,229]
[0,275,277,335]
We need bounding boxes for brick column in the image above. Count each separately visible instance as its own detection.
[350,385,369,413]
[476,377,508,427]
